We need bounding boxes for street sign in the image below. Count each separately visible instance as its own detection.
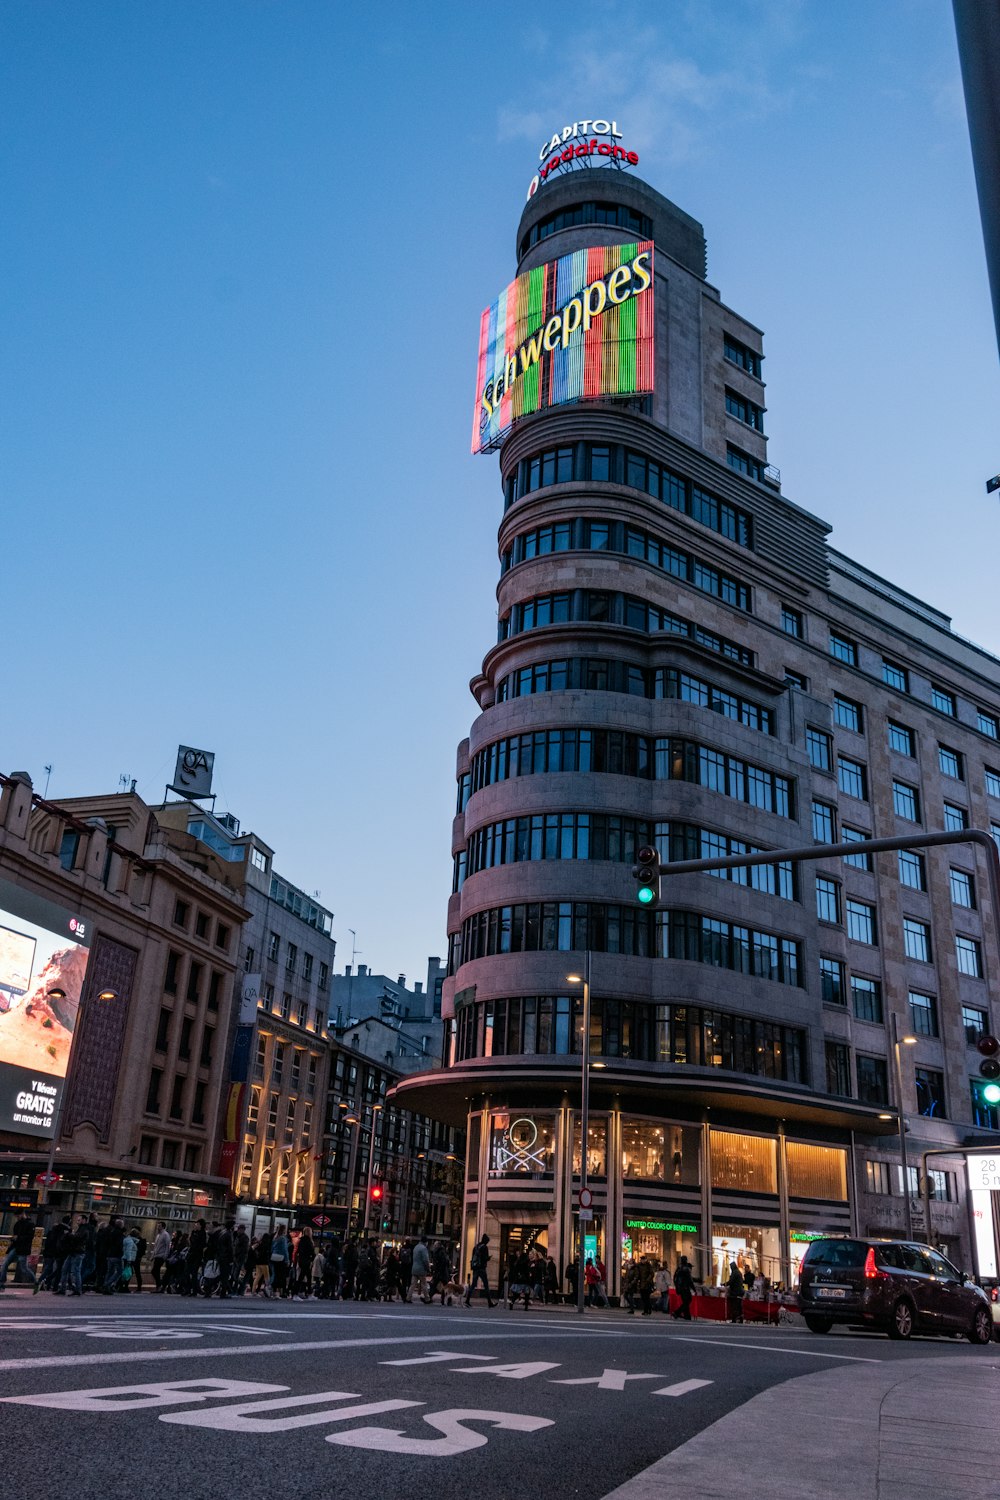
[578,1187,593,1209]
[578,1208,594,1221]
[35,1172,60,1186]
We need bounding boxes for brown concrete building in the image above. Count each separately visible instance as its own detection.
[0,772,249,1233]
[394,166,1000,1295]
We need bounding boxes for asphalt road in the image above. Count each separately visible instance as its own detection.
[0,1293,982,1500]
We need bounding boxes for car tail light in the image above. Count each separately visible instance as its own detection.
[864,1247,888,1281]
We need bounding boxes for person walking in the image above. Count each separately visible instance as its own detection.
[185,1218,207,1296]
[726,1260,745,1323]
[269,1224,291,1298]
[565,1258,579,1306]
[463,1233,496,1308]
[509,1247,533,1310]
[293,1227,315,1300]
[408,1235,431,1303]
[638,1258,654,1316]
[102,1218,125,1294]
[151,1222,171,1292]
[0,1212,37,1290]
[621,1259,639,1315]
[672,1256,695,1320]
[121,1227,138,1292]
[253,1230,273,1296]
[57,1216,87,1296]
[131,1227,147,1292]
[80,1213,98,1291]
[36,1215,71,1293]
[543,1256,559,1305]
[232,1224,250,1295]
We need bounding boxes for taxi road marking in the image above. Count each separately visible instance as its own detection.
[652,1379,714,1397]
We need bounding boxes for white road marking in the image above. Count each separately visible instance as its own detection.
[327,1408,554,1457]
[665,1335,882,1363]
[552,1369,663,1390]
[448,1361,560,1380]
[161,1392,421,1432]
[651,1379,714,1397]
[1,1378,285,1411]
[380,1351,497,1366]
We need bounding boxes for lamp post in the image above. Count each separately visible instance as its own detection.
[891,1014,918,1238]
[566,952,592,1315]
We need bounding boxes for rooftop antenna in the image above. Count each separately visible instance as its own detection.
[42,764,52,798]
[118,773,133,793]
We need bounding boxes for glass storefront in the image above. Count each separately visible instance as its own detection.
[622,1120,700,1183]
[622,1215,697,1274]
[572,1117,608,1177]
[489,1113,555,1177]
[711,1222,781,1285]
[710,1130,777,1193]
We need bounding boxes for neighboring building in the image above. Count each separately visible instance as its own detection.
[154,802,336,1233]
[394,163,1000,1294]
[0,774,249,1234]
[320,1035,463,1243]
[953,0,1000,355]
[329,959,446,1070]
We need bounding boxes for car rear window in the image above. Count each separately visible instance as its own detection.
[801,1239,866,1268]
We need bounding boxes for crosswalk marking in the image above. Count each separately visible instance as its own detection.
[651,1378,713,1397]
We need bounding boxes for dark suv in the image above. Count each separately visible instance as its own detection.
[798,1237,993,1343]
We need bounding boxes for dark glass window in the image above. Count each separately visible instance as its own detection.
[807,728,832,771]
[887,721,914,756]
[909,990,938,1037]
[892,781,920,821]
[931,686,955,717]
[842,826,872,870]
[898,850,926,890]
[781,605,803,638]
[838,756,867,800]
[829,633,857,667]
[820,956,845,1006]
[852,975,882,1023]
[834,695,863,732]
[944,802,968,832]
[812,800,836,842]
[825,1041,852,1096]
[949,868,975,908]
[938,745,963,780]
[882,659,908,692]
[903,918,931,962]
[856,1055,888,1105]
[724,334,762,377]
[915,1067,946,1118]
[977,710,999,740]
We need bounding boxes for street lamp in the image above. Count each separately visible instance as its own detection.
[891,1015,918,1238]
[566,952,592,1315]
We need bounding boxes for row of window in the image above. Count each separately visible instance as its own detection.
[494,659,774,733]
[452,903,801,986]
[517,199,653,258]
[501,517,751,611]
[252,1035,322,1094]
[725,387,765,432]
[456,813,795,900]
[827,632,1000,739]
[173,898,231,955]
[724,334,763,379]
[136,1135,201,1173]
[812,883,983,972]
[821,957,990,1043]
[503,441,752,549]
[865,1162,954,1199]
[467,730,794,816]
[154,1007,214,1069]
[499,589,755,666]
[454,995,804,1082]
[255,932,329,990]
[145,1065,209,1126]
[163,949,225,1011]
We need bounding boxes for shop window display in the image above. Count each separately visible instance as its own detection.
[709,1129,777,1193]
[489,1113,555,1176]
[572,1117,608,1177]
[622,1218,698,1276]
[621,1120,700,1184]
[785,1142,847,1201]
[711,1222,781,1286]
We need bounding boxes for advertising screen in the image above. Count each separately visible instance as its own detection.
[472,240,655,454]
[0,875,91,1139]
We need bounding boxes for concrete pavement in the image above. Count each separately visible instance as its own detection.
[602,1349,1000,1500]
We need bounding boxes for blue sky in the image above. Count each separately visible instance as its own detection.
[3,0,997,987]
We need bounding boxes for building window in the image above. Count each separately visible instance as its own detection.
[846,899,876,945]
[250,845,269,871]
[985,769,1000,800]
[812,800,836,843]
[856,1054,888,1105]
[192,1081,206,1126]
[303,953,314,982]
[834,695,863,733]
[726,444,765,482]
[318,962,329,992]
[829,633,857,667]
[781,605,803,638]
[938,745,963,780]
[825,1041,852,1097]
[195,911,209,940]
[155,1007,171,1052]
[297,1000,309,1028]
[944,802,968,832]
[903,918,932,963]
[244,945,255,973]
[816,876,840,924]
[785,669,808,690]
[725,387,765,430]
[247,1087,260,1126]
[286,942,298,975]
[145,1068,162,1114]
[178,1016,193,1060]
[892,781,920,821]
[268,931,280,962]
[931,686,956,717]
[58,830,80,871]
[806,727,833,772]
[724,333,762,377]
[852,975,883,1023]
[949,868,975,908]
[838,756,867,800]
[887,721,914,756]
[977,710,999,740]
[161,1141,178,1170]
[898,849,926,890]
[215,922,230,952]
[956,935,983,977]
[882,659,909,692]
[263,982,274,1011]
[254,1035,266,1082]
[281,991,292,1020]
[199,1026,214,1068]
[173,899,189,928]
[186,962,202,1004]
[915,1067,946,1118]
[962,1004,988,1043]
[169,1076,185,1120]
[866,1160,893,1194]
[842,826,872,870]
[184,1145,200,1173]
[272,1042,286,1086]
[909,990,938,1037]
[820,956,845,1006]
[164,951,180,995]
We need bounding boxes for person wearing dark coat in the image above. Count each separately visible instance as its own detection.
[672,1256,695,1320]
[726,1261,745,1323]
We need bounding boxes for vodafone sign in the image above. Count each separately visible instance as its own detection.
[527,118,640,201]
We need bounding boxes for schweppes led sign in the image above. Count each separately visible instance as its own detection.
[472,240,655,455]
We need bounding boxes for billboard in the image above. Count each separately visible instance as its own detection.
[472,240,655,455]
[0,876,91,1139]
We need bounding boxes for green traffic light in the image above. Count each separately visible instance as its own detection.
[984,1081,1000,1106]
[637,885,655,905]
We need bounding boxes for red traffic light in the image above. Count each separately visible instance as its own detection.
[370,1184,383,1201]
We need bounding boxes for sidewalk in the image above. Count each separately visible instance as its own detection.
[601,1351,1000,1500]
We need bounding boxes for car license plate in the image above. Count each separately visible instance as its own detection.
[816,1287,846,1298]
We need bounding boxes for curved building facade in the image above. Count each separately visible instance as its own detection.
[394,162,1000,1295]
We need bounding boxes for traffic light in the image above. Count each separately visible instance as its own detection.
[370,1182,384,1205]
[631,844,661,906]
[978,1035,1000,1106]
